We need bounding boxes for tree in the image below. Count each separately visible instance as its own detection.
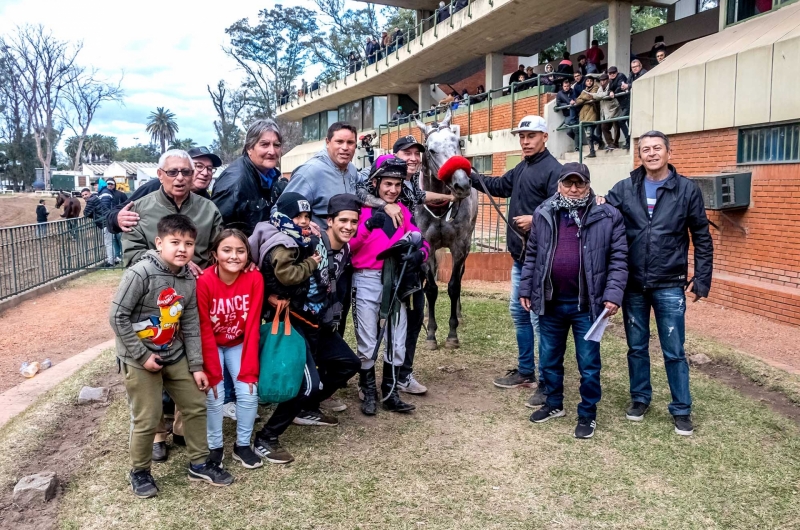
[0,43,38,188]
[60,69,123,170]
[0,25,82,188]
[592,7,667,46]
[116,143,159,163]
[207,80,247,164]
[169,138,197,150]
[146,107,179,154]
[224,5,317,118]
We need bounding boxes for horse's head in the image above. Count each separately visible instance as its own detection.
[55,193,65,208]
[415,109,471,200]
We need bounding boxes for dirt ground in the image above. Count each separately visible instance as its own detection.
[458,279,800,373]
[0,194,67,228]
[0,270,121,393]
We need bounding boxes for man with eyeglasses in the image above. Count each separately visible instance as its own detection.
[106,146,221,235]
[121,149,222,273]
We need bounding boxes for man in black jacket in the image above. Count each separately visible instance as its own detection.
[605,130,713,436]
[35,199,49,236]
[107,146,219,234]
[98,179,128,265]
[470,115,561,401]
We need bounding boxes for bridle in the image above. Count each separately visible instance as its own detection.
[420,123,460,221]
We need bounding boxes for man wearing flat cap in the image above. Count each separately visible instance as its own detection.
[518,162,628,439]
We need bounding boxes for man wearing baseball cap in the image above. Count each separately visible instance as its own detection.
[355,137,454,396]
[518,162,628,439]
[470,115,562,405]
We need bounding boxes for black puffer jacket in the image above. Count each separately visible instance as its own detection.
[519,193,628,321]
[470,148,562,262]
[606,164,713,297]
[211,155,288,236]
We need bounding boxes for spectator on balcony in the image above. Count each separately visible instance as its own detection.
[310,79,319,92]
[513,64,528,81]
[608,66,630,148]
[299,79,308,98]
[454,0,469,13]
[575,75,601,158]
[592,73,622,150]
[366,37,376,65]
[437,1,450,24]
[650,35,666,65]
[557,51,574,75]
[622,59,647,94]
[348,52,358,74]
[393,27,404,49]
[656,49,667,64]
[540,63,557,87]
[381,31,391,57]
[557,78,578,145]
[391,106,407,124]
[586,40,604,74]
[576,54,588,76]
[525,66,535,79]
[279,88,289,106]
[472,84,487,103]
[427,104,438,117]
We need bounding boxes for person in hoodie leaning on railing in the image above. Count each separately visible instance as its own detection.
[274,122,359,228]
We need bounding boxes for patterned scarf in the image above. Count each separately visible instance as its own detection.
[551,193,591,236]
[270,211,312,248]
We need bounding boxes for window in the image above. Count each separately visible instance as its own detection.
[337,100,363,131]
[373,96,388,129]
[363,97,374,131]
[698,0,719,11]
[725,0,786,24]
[471,155,493,175]
[738,122,800,164]
[302,114,320,143]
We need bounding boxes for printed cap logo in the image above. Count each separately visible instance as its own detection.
[157,287,184,307]
[520,121,531,127]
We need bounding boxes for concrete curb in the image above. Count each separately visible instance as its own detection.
[0,339,115,430]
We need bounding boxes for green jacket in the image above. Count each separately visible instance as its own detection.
[109,250,202,371]
[122,187,223,268]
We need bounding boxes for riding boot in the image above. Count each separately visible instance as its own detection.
[358,368,378,416]
[381,362,416,413]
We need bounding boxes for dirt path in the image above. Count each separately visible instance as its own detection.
[0,270,121,393]
[0,194,61,228]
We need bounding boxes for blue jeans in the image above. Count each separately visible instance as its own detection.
[539,301,602,420]
[623,288,692,416]
[510,261,541,379]
[223,367,235,404]
[206,343,259,448]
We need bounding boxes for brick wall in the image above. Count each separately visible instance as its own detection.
[636,128,800,325]
[437,250,514,282]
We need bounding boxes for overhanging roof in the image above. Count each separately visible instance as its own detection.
[281,0,677,121]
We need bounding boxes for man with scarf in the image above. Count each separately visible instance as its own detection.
[519,163,628,439]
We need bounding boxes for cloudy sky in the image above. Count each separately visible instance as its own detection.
[0,0,319,149]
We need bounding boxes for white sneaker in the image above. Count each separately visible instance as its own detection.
[222,402,237,421]
[398,373,427,394]
[320,397,347,412]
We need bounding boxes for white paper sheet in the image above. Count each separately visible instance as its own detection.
[584,308,610,343]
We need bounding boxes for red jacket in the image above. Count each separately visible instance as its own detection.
[197,267,264,387]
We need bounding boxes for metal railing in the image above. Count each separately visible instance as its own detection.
[0,217,107,301]
[278,0,479,112]
[470,196,510,253]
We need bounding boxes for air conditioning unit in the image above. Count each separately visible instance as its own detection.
[689,172,751,210]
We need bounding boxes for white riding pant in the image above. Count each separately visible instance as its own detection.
[353,269,407,370]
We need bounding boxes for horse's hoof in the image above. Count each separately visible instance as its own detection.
[445,338,460,350]
[425,340,439,350]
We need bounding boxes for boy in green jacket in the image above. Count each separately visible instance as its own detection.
[109,214,233,498]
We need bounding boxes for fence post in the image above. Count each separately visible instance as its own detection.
[488,89,494,139]
[9,229,18,295]
[510,82,516,129]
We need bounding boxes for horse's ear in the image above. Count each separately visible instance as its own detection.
[441,108,452,128]
[415,117,430,139]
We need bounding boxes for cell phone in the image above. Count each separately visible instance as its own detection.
[154,358,164,366]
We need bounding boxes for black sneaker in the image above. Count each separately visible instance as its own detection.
[187,460,234,487]
[574,417,597,439]
[152,441,168,463]
[524,383,546,409]
[626,402,649,422]
[208,447,224,467]
[673,415,694,436]
[129,469,158,498]
[233,444,263,469]
[254,436,295,464]
[493,369,535,389]
[292,409,339,426]
[530,404,566,423]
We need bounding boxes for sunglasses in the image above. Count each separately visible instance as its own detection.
[160,168,194,178]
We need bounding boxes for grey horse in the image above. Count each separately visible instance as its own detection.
[414,109,478,350]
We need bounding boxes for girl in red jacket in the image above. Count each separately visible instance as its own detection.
[197,229,264,469]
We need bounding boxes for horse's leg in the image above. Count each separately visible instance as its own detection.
[445,244,468,350]
[424,251,439,350]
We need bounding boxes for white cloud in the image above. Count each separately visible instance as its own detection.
[0,0,315,149]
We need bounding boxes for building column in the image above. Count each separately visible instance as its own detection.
[607,1,632,72]
[485,53,504,92]
[568,30,589,54]
[418,82,433,112]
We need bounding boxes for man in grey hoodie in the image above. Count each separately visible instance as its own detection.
[275,122,359,226]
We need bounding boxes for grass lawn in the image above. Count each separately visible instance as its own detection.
[54,294,800,529]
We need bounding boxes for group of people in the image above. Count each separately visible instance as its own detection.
[107,118,457,499]
[105,93,712,498]
[474,114,712,440]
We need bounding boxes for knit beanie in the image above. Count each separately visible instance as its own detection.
[275,192,312,219]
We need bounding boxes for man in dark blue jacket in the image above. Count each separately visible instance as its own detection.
[470,115,561,401]
[605,130,713,436]
[519,163,628,439]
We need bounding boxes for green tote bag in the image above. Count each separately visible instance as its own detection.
[257,300,306,404]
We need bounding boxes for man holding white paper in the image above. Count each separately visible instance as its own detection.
[519,163,628,439]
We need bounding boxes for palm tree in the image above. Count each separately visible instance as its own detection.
[169,138,197,151]
[146,107,179,154]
